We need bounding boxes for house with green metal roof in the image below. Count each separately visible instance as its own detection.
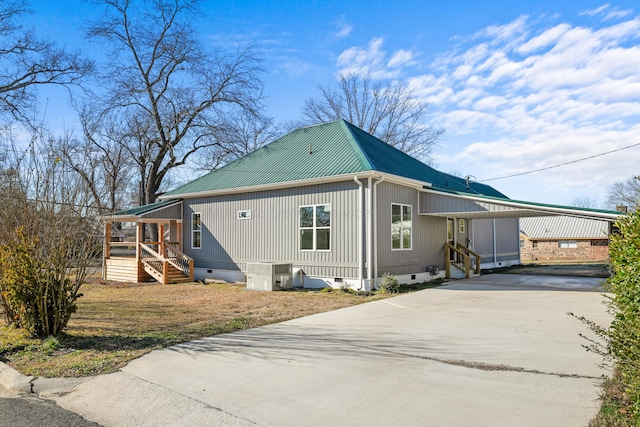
[103,119,621,288]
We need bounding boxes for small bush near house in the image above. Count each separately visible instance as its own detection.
[590,211,640,426]
[378,273,400,294]
[0,229,84,338]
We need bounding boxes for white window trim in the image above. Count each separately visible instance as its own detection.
[299,204,331,252]
[391,203,413,251]
[459,219,466,234]
[191,212,202,249]
[558,240,578,249]
[238,210,252,220]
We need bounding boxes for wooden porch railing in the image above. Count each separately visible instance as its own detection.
[445,243,481,279]
[139,242,194,284]
[164,243,194,281]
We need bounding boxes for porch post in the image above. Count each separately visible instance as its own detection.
[159,223,165,256]
[177,222,183,251]
[136,222,143,262]
[104,222,111,259]
[103,222,111,280]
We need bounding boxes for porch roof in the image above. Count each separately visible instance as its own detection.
[103,199,183,222]
[419,189,621,221]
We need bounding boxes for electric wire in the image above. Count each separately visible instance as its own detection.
[479,141,640,182]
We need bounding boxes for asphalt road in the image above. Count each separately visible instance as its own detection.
[41,274,609,427]
[0,385,100,427]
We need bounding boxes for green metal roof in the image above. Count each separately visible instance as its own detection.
[112,199,182,217]
[162,120,506,198]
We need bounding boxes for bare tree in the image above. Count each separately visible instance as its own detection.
[571,197,599,209]
[193,112,281,171]
[54,107,135,213]
[86,0,265,207]
[0,0,93,122]
[303,73,444,162]
[607,176,640,211]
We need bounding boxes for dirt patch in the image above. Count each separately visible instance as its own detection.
[483,263,610,278]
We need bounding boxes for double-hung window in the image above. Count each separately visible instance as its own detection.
[391,203,412,250]
[192,213,201,249]
[300,204,331,251]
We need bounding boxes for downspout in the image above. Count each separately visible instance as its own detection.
[367,177,373,290]
[492,218,497,267]
[373,177,384,289]
[354,176,364,290]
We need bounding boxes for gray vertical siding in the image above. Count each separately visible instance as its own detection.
[495,217,520,262]
[184,181,360,278]
[376,182,446,276]
[472,218,520,264]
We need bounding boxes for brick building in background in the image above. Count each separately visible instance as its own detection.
[520,216,611,263]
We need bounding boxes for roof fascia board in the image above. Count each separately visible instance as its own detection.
[102,200,183,222]
[159,171,432,200]
[420,188,620,220]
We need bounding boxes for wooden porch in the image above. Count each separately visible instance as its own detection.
[103,200,194,285]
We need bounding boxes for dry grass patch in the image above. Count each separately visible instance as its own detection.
[1,281,387,378]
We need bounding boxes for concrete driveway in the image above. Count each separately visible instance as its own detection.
[45,274,610,427]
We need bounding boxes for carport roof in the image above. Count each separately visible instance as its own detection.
[419,188,621,221]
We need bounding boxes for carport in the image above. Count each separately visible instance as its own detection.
[417,188,621,277]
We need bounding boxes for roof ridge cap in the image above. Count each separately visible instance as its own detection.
[339,120,376,171]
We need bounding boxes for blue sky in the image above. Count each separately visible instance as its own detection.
[27,1,640,207]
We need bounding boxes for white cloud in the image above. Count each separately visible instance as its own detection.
[417,12,640,205]
[581,3,633,21]
[387,49,415,68]
[333,22,353,39]
[517,23,571,54]
[580,4,611,17]
[336,37,416,79]
[278,56,310,78]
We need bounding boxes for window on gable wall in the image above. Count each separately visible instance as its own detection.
[391,203,412,250]
[300,204,331,251]
[192,213,201,249]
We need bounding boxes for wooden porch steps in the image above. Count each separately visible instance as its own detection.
[141,259,192,284]
[164,264,192,284]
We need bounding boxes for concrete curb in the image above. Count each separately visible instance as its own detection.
[1,361,92,396]
[0,361,33,393]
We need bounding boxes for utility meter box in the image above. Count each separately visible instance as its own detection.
[246,262,293,291]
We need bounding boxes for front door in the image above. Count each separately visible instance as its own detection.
[447,218,455,260]
[458,219,469,248]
